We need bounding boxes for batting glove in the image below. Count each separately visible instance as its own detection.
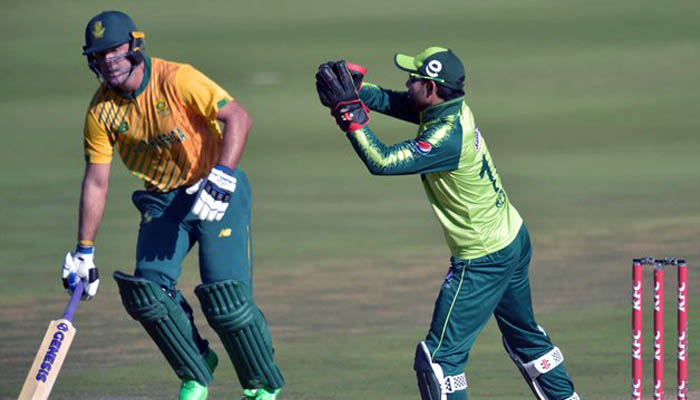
[62,245,100,300]
[188,165,237,222]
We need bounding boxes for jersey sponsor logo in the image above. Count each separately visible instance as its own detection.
[425,60,443,78]
[413,140,432,155]
[91,21,105,39]
[134,128,187,152]
[474,126,481,151]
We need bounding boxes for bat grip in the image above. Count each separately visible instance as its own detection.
[62,280,84,322]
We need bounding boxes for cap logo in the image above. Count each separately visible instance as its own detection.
[92,21,105,39]
[425,60,442,77]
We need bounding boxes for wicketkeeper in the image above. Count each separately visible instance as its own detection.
[315,48,579,399]
[61,10,284,400]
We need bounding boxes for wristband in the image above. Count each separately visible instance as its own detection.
[214,164,234,175]
[76,243,95,254]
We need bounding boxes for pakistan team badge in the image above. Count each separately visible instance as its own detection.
[92,21,105,39]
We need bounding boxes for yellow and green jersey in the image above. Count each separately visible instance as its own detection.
[350,83,523,259]
[83,57,233,192]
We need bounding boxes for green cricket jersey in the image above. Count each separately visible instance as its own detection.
[349,83,523,259]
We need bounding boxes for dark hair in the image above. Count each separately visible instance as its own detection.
[419,78,465,101]
[435,83,465,100]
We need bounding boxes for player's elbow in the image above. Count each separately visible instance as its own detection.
[364,163,391,176]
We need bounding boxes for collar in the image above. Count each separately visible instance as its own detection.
[114,56,151,100]
[419,96,464,123]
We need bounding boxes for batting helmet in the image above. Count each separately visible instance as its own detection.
[83,11,145,78]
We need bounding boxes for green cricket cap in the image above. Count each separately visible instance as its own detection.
[83,11,141,55]
[394,46,465,90]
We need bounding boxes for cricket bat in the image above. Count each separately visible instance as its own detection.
[18,281,84,400]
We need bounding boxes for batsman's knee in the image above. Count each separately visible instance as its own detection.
[195,280,284,390]
[413,341,467,400]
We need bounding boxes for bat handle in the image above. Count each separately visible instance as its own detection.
[62,280,84,322]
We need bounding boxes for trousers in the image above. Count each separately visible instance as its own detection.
[425,224,575,399]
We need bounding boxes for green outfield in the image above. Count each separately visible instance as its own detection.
[1,0,699,398]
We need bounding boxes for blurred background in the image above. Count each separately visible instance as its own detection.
[1,0,699,398]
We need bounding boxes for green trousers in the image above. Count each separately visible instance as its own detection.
[132,168,253,292]
[131,167,254,353]
[425,224,576,399]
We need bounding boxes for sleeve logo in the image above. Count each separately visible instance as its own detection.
[474,126,482,151]
[413,140,432,155]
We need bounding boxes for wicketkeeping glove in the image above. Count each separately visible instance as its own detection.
[316,60,367,107]
[315,61,370,132]
[346,61,367,91]
[62,245,100,300]
[187,165,237,221]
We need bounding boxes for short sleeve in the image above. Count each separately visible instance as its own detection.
[83,111,113,164]
[175,65,234,120]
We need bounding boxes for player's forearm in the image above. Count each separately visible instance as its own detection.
[346,126,421,176]
[347,124,461,175]
[360,83,419,124]
[77,163,110,243]
[216,101,251,170]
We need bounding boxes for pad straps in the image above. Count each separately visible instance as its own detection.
[443,373,468,393]
[523,346,564,379]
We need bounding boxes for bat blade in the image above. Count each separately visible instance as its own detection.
[18,319,77,400]
[18,281,83,400]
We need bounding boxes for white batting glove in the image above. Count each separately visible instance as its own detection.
[187,165,237,221]
[62,245,100,300]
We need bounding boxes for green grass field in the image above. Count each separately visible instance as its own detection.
[1,0,699,398]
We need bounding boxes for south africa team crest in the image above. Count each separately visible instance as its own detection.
[91,21,105,39]
[156,100,170,117]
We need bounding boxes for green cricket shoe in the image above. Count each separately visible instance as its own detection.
[242,388,282,400]
[179,349,219,400]
[180,380,208,400]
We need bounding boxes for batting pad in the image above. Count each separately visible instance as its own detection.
[113,271,213,385]
[502,336,566,400]
[195,280,284,389]
[414,341,467,400]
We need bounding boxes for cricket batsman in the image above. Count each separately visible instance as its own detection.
[315,48,580,399]
[60,10,284,399]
